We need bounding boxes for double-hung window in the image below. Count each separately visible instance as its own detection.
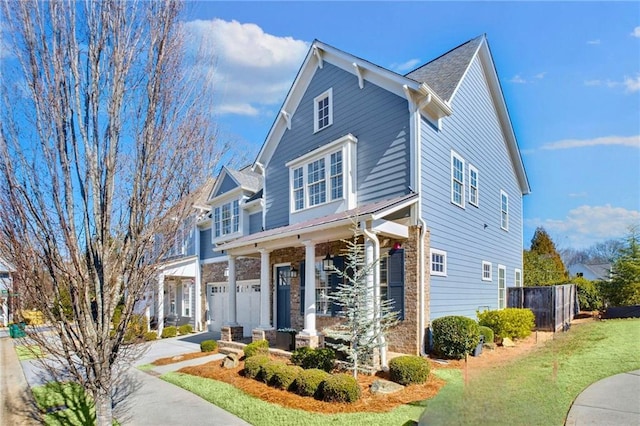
[330,151,343,201]
[500,190,509,231]
[430,249,447,276]
[307,159,326,206]
[482,261,492,281]
[451,151,465,207]
[314,88,333,133]
[290,150,344,211]
[469,165,479,206]
[214,199,240,238]
[293,167,304,210]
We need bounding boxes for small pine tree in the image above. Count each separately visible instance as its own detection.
[600,227,640,306]
[324,229,398,378]
[525,227,567,285]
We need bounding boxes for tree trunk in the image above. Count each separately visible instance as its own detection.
[95,388,113,426]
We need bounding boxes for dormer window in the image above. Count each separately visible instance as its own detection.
[314,88,333,133]
[214,199,239,238]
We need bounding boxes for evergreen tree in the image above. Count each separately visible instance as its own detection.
[524,227,567,285]
[599,227,640,306]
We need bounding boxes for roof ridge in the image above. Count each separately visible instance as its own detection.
[404,34,484,76]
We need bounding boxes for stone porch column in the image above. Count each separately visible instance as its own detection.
[157,274,164,337]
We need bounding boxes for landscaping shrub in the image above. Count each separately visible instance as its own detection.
[143,331,157,341]
[388,355,430,385]
[321,373,361,403]
[261,360,286,385]
[161,326,177,339]
[572,277,602,311]
[290,347,336,372]
[124,314,147,342]
[432,316,480,359]
[200,340,217,353]
[271,364,303,390]
[178,324,193,335]
[478,326,495,344]
[243,339,269,358]
[477,308,535,340]
[243,355,270,380]
[293,368,330,398]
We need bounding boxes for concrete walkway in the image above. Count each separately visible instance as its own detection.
[3,331,250,425]
[565,370,640,425]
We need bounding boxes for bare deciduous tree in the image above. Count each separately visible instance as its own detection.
[0,1,225,424]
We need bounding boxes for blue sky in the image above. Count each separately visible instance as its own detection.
[182,1,639,249]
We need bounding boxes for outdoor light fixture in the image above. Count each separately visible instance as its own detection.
[223,267,229,278]
[289,266,298,278]
[389,241,402,256]
[322,252,334,271]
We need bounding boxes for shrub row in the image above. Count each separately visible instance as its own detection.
[244,339,269,358]
[200,340,217,352]
[478,326,494,344]
[477,308,535,340]
[432,316,480,359]
[290,347,336,372]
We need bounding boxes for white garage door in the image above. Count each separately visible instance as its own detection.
[207,280,260,337]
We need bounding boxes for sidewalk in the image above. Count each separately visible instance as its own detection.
[565,370,640,426]
[4,331,250,425]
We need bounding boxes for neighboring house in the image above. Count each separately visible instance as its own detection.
[568,263,612,282]
[0,257,15,326]
[214,34,530,360]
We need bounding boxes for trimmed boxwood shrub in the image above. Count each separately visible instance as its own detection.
[477,308,535,340]
[200,340,218,353]
[389,355,430,385]
[290,347,336,372]
[432,316,480,359]
[178,324,193,335]
[160,326,177,339]
[143,331,157,341]
[243,355,270,380]
[294,368,330,398]
[478,326,494,344]
[261,360,286,384]
[321,373,361,403]
[271,365,303,390]
[244,339,269,358]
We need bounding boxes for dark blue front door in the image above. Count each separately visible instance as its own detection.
[276,266,291,329]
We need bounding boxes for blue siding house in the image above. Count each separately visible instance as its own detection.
[217,35,530,360]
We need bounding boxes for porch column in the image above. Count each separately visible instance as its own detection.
[157,274,164,337]
[258,249,272,329]
[301,240,317,336]
[226,255,238,326]
[364,238,375,327]
[195,229,202,331]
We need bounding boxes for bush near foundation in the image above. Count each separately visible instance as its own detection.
[161,326,177,339]
[290,347,336,372]
[271,364,303,390]
[389,355,430,385]
[200,340,217,352]
[261,360,287,385]
[178,324,193,335]
[294,368,330,398]
[243,355,270,380]
[477,308,535,340]
[321,373,361,403]
[432,316,480,359]
[143,331,157,341]
[478,326,495,344]
[243,339,269,358]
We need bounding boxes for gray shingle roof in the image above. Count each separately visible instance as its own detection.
[405,35,484,102]
[227,166,262,193]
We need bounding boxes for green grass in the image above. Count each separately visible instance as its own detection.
[32,382,96,426]
[163,319,640,426]
[15,344,45,360]
[137,363,155,372]
[420,319,640,425]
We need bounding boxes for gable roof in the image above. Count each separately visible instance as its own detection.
[405,35,484,102]
[208,165,263,201]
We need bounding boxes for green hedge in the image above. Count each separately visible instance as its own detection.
[293,368,330,398]
[321,373,361,403]
[200,340,218,352]
[160,326,177,339]
[271,365,303,390]
[290,347,336,372]
[432,316,480,359]
[243,355,270,380]
[178,324,193,335]
[261,360,286,384]
[389,355,430,385]
[478,326,494,344]
[244,339,269,358]
[143,331,157,341]
[477,308,535,340]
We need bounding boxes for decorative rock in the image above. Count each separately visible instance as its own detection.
[502,337,516,347]
[370,379,405,395]
[223,353,239,369]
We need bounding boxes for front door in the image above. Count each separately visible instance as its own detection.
[276,266,291,329]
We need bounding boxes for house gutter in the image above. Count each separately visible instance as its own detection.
[361,223,387,368]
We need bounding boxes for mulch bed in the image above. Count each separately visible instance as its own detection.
[152,351,217,366]
[178,357,446,414]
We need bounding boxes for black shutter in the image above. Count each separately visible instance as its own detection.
[299,261,305,315]
[388,249,405,320]
[330,256,345,317]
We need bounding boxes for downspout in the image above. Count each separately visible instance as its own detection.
[361,223,386,368]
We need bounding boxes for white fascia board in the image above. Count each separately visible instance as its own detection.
[371,219,409,239]
[209,187,243,206]
[370,196,418,221]
[476,44,531,195]
[157,255,199,272]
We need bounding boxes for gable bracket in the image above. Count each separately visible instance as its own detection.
[313,46,324,69]
[352,63,364,89]
[280,110,292,130]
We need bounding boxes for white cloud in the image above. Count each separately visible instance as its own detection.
[631,26,640,38]
[541,135,640,150]
[586,39,601,45]
[390,58,422,73]
[623,74,640,93]
[531,205,640,248]
[584,74,640,92]
[183,19,309,116]
[534,72,547,79]
[509,74,527,84]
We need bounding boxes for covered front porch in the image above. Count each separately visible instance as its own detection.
[216,194,426,361]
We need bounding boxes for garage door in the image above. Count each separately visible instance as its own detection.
[207,280,260,337]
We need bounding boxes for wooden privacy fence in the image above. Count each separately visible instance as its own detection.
[507,284,578,332]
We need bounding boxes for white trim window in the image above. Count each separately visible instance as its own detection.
[307,158,327,206]
[515,269,522,288]
[500,190,509,231]
[469,165,479,207]
[451,151,465,207]
[214,199,240,238]
[482,261,492,281]
[498,265,506,309]
[330,151,343,201]
[314,88,333,133]
[430,249,447,276]
[293,167,304,210]
[182,282,192,317]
